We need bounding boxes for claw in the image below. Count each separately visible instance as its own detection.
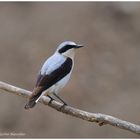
[59,103,67,111]
[48,98,54,105]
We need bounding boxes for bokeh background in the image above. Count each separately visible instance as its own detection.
[0,2,140,138]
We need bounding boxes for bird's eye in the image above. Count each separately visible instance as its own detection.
[58,45,75,53]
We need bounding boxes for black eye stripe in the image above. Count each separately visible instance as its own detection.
[58,45,76,53]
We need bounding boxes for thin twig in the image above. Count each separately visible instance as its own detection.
[0,81,140,135]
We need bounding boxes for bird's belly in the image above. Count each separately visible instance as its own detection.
[47,74,71,94]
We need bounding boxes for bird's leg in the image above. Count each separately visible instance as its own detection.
[53,93,67,106]
[47,95,55,105]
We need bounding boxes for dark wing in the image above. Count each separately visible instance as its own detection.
[24,58,72,109]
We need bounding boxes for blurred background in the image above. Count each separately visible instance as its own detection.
[0,2,140,138]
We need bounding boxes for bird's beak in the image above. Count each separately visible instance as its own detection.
[75,44,84,49]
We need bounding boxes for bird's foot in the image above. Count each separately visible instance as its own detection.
[48,99,54,105]
[47,95,55,105]
[59,103,67,111]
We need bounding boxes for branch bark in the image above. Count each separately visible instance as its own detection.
[0,81,140,135]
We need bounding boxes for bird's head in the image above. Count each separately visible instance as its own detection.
[56,41,84,59]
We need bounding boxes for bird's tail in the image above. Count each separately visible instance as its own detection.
[24,92,40,110]
[24,99,37,110]
[24,87,44,110]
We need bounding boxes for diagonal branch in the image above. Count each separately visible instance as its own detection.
[0,81,140,135]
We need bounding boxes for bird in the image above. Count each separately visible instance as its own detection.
[24,41,84,109]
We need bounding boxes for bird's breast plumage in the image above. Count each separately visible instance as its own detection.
[47,72,71,94]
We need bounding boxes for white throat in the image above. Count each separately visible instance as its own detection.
[62,49,75,59]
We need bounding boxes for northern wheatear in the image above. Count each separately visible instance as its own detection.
[24,41,84,109]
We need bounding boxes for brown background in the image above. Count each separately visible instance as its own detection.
[0,2,140,138]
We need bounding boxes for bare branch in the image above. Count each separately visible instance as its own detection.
[0,81,140,135]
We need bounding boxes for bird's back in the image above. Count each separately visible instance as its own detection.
[40,52,66,75]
